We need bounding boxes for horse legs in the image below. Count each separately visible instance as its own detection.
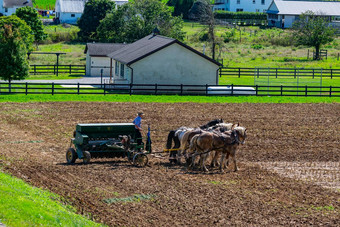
[188,152,197,170]
[230,152,237,172]
[200,151,210,172]
[210,150,220,168]
[219,153,227,172]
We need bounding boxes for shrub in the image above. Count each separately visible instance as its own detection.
[251,44,263,49]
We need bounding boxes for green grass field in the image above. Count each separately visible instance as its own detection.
[34,0,55,10]
[0,171,103,226]
[0,94,339,103]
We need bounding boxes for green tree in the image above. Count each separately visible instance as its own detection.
[168,0,194,19]
[15,6,47,43]
[77,0,116,41]
[0,24,30,83]
[293,11,335,60]
[0,15,34,51]
[97,0,185,43]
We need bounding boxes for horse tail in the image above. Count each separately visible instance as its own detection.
[166,130,176,149]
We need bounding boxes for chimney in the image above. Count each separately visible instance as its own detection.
[152,27,160,36]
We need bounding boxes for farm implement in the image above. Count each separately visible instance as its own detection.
[66,123,151,167]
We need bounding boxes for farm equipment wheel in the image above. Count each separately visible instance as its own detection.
[83,151,91,164]
[133,153,148,167]
[66,148,77,164]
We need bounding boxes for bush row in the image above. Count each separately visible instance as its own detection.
[214,11,267,20]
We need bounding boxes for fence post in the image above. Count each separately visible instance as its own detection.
[256,85,258,96]
[238,68,241,78]
[180,84,183,96]
[206,84,208,95]
[155,84,157,95]
[294,68,296,79]
[280,85,283,96]
[331,69,333,79]
[329,86,332,97]
[103,83,106,95]
[219,68,222,78]
[77,83,80,95]
[25,82,28,95]
[231,84,234,96]
[69,65,71,74]
[275,68,278,78]
[313,69,314,79]
[129,83,132,96]
[34,65,36,75]
[305,85,307,96]
[257,68,259,78]
[52,82,54,95]
[54,65,56,75]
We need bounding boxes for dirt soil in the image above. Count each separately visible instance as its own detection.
[0,102,339,226]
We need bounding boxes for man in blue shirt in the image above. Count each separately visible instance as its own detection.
[133,112,144,148]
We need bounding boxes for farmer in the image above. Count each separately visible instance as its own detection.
[133,112,144,148]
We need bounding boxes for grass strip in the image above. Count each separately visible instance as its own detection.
[0,171,103,227]
[0,94,339,103]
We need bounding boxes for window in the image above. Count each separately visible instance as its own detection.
[115,61,119,75]
[256,9,259,12]
[71,14,75,17]
[261,0,265,5]
[5,8,8,13]
[253,0,255,4]
[120,63,124,78]
[237,0,240,4]
[236,8,243,12]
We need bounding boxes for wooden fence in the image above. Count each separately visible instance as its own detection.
[29,65,86,75]
[0,82,339,97]
[219,67,340,79]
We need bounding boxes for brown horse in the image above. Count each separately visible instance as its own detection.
[188,126,247,172]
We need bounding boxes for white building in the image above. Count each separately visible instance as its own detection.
[267,0,340,28]
[0,0,33,16]
[85,43,127,77]
[54,0,128,25]
[213,0,271,13]
[106,34,221,86]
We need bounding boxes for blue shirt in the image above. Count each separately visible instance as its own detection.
[133,116,142,129]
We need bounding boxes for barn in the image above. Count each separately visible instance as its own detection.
[105,34,222,85]
[0,0,33,16]
[54,0,84,24]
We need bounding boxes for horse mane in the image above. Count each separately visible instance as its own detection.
[199,119,223,129]
[233,126,246,137]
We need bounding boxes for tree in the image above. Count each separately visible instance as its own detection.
[188,0,219,60]
[168,0,195,19]
[293,11,335,60]
[0,24,30,83]
[97,0,185,43]
[77,0,116,41]
[15,6,47,43]
[0,15,34,51]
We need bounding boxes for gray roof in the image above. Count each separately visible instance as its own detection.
[85,43,127,56]
[268,0,340,16]
[3,0,33,8]
[108,34,222,66]
[59,0,85,13]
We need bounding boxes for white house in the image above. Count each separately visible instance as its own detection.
[213,0,271,13]
[267,0,340,28]
[54,0,85,24]
[105,34,222,86]
[54,0,128,25]
[0,0,33,16]
[84,43,127,76]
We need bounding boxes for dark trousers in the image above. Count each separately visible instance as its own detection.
[135,129,142,147]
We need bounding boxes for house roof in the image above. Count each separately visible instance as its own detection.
[59,0,85,13]
[107,34,222,66]
[268,0,340,16]
[3,0,33,8]
[85,43,127,57]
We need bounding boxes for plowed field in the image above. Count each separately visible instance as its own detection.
[0,102,339,226]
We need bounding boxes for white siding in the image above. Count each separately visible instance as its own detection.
[87,56,111,77]
[59,12,82,24]
[130,43,219,85]
[214,0,271,13]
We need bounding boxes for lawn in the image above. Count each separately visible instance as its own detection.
[34,0,55,10]
[0,171,103,226]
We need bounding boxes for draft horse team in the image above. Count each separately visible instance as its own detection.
[166,119,247,172]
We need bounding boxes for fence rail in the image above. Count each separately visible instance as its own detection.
[0,82,339,97]
[219,67,340,79]
[29,64,86,75]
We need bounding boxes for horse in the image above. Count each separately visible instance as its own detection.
[188,126,247,172]
[166,119,223,164]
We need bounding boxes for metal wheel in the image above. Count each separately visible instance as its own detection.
[66,148,77,164]
[83,151,91,164]
[133,153,148,167]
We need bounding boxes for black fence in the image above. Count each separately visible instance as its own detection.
[29,64,86,75]
[0,82,339,97]
[219,67,340,79]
